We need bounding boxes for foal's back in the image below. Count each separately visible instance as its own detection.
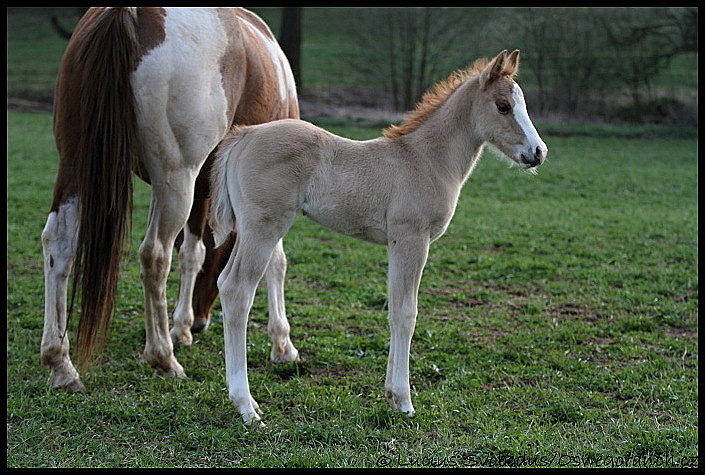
[219,118,457,245]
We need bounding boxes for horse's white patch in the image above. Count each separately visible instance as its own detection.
[132,8,231,167]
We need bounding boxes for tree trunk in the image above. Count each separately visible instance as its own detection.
[280,7,303,90]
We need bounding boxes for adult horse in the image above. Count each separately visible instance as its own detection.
[210,50,547,424]
[41,7,300,392]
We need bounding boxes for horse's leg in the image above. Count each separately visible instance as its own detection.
[189,225,235,334]
[140,176,197,377]
[170,219,206,346]
[384,232,430,414]
[171,160,213,343]
[219,218,295,425]
[40,197,84,392]
[172,154,238,337]
[265,239,299,363]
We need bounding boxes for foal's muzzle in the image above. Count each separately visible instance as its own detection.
[520,145,547,168]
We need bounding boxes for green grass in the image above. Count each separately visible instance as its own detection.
[6,111,698,468]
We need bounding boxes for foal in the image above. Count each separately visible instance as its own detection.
[210,50,548,424]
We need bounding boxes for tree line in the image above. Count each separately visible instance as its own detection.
[50,7,698,125]
[334,7,696,124]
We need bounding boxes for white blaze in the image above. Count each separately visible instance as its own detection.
[512,83,547,156]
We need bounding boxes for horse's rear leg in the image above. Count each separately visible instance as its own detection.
[189,225,235,334]
[171,163,214,343]
[170,220,206,346]
[40,197,84,392]
[266,239,299,363]
[218,209,297,424]
[140,181,195,378]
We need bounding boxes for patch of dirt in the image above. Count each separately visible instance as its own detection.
[7,97,53,113]
[298,87,402,125]
[8,86,403,126]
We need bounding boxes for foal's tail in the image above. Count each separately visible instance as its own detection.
[209,127,248,249]
[53,8,140,372]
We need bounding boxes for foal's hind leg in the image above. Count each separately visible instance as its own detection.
[40,197,84,392]
[219,216,296,425]
[266,239,299,363]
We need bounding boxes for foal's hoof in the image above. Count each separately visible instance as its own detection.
[241,407,265,427]
[243,415,267,429]
[385,390,415,415]
[235,396,265,427]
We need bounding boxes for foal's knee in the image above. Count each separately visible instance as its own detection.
[389,308,418,334]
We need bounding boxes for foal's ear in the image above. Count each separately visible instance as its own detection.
[480,49,509,89]
[502,49,520,78]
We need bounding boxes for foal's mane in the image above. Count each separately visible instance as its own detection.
[383,58,490,139]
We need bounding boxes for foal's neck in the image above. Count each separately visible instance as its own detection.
[400,80,485,186]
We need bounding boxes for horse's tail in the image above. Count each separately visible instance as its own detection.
[54,8,140,372]
[210,127,248,249]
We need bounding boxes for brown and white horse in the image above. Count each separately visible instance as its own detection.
[210,50,548,424]
[41,7,300,392]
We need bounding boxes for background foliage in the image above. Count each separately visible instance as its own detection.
[6,7,698,124]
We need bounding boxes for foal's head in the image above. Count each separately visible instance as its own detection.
[474,50,547,169]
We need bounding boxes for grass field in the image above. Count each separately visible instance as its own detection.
[5,110,698,468]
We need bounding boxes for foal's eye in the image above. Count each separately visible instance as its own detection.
[496,102,511,114]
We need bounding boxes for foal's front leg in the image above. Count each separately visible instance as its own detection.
[385,232,430,414]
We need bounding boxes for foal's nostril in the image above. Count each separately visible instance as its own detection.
[521,146,545,168]
[535,146,543,159]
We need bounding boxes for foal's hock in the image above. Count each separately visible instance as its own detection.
[211,49,548,425]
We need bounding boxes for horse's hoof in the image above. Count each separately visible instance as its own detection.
[155,364,187,379]
[170,328,193,347]
[270,340,299,363]
[191,317,210,334]
[49,371,85,393]
[45,359,85,393]
[148,356,187,379]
